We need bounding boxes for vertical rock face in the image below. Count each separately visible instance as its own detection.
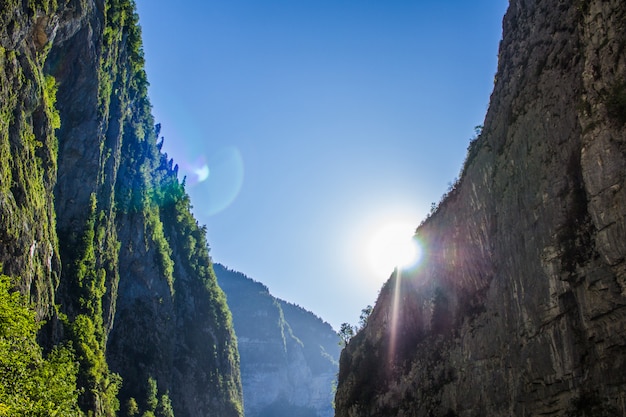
[0,0,67,321]
[215,264,340,417]
[335,1,626,416]
[0,1,243,416]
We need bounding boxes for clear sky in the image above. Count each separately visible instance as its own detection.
[134,0,508,330]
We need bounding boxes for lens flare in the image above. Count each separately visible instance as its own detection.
[194,164,210,182]
[180,146,244,216]
[389,267,404,366]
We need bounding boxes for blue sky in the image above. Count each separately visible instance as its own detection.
[134,0,508,330]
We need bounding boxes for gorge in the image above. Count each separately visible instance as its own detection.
[1,0,625,416]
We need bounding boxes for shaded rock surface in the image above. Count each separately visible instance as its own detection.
[335,1,626,416]
[215,264,340,417]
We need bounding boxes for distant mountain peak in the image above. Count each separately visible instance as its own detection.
[214,263,340,417]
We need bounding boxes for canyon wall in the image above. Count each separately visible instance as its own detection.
[0,1,243,416]
[335,1,626,416]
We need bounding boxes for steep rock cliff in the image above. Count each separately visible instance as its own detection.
[0,0,64,322]
[0,1,243,416]
[335,1,626,416]
[215,264,340,417]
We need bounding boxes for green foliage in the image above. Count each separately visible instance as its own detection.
[120,378,174,417]
[6,0,243,414]
[57,189,121,415]
[339,305,374,347]
[358,305,373,330]
[155,180,243,414]
[155,394,174,417]
[0,47,58,284]
[126,398,139,416]
[27,0,59,15]
[338,323,355,347]
[94,2,242,415]
[43,74,61,129]
[60,194,119,413]
[55,184,121,416]
[67,314,121,415]
[0,275,82,416]
[145,377,158,411]
[145,210,175,295]
[74,194,103,314]
[339,305,372,347]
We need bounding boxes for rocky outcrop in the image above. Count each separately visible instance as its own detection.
[215,264,340,417]
[335,1,626,416]
[0,1,243,416]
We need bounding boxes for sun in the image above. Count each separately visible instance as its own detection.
[367,222,422,278]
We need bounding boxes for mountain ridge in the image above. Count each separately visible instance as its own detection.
[214,263,340,417]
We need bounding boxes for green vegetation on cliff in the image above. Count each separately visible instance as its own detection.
[0,275,81,416]
[0,0,243,416]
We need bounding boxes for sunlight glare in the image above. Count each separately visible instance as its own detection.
[367,222,421,278]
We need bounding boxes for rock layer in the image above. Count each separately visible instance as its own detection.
[335,1,626,416]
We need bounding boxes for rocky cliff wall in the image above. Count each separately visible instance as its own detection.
[0,1,243,416]
[335,1,626,416]
[215,264,340,417]
[0,0,66,321]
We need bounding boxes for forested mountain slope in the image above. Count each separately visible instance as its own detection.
[335,1,626,416]
[0,1,242,416]
[215,264,340,417]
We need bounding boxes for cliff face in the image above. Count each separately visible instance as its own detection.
[0,0,63,322]
[335,1,626,416]
[215,264,340,417]
[0,1,242,416]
